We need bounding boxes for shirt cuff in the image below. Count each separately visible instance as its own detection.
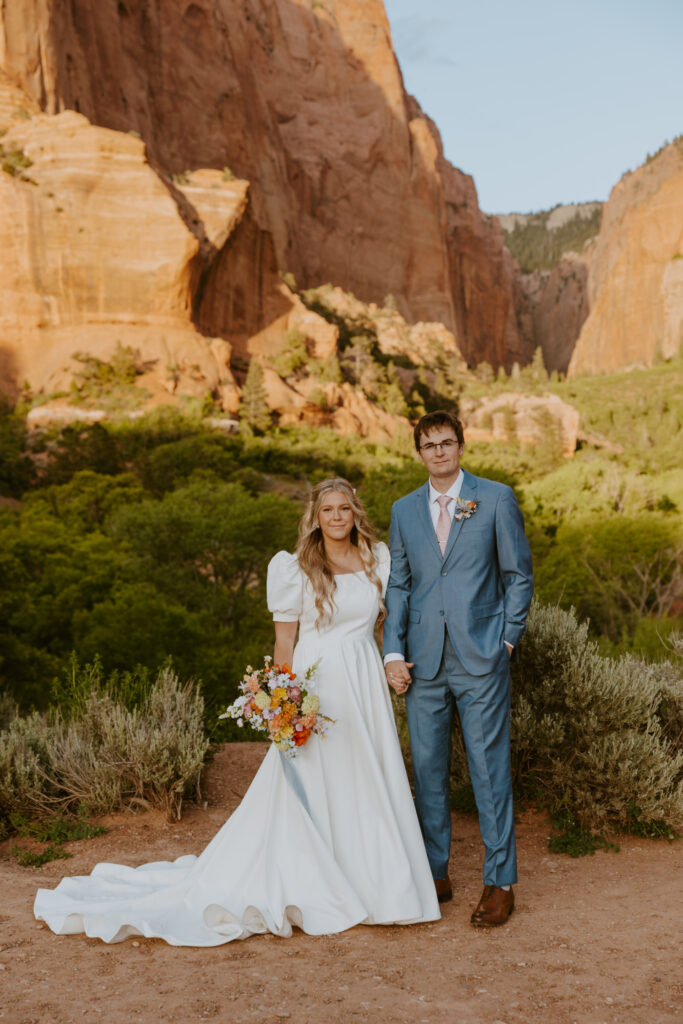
[384,653,404,665]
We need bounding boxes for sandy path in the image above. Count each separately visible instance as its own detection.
[0,743,680,1024]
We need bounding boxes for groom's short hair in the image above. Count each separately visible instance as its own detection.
[414,410,465,451]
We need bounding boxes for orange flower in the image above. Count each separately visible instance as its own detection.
[293,727,310,747]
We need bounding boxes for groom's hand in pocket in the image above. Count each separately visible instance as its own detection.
[385,660,414,695]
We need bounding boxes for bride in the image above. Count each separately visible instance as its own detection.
[34,478,440,945]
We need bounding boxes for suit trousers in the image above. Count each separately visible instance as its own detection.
[405,630,517,886]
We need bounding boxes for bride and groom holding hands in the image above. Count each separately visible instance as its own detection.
[35,409,534,945]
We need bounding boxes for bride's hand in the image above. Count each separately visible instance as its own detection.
[386,661,414,695]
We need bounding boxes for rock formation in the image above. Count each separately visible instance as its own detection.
[300,284,464,367]
[519,256,591,375]
[568,140,683,375]
[0,0,522,370]
[493,201,601,374]
[461,392,580,458]
[0,108,242,409]
[496,145,683,377]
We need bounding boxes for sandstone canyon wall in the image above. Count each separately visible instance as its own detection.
[496,140,683,378]
[0,0,523,372]
[568,140,683,376]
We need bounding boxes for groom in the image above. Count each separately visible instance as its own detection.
[383,410,533,926]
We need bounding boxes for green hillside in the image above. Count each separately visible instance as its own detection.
[501,205,602,272]
[1,356,681,723]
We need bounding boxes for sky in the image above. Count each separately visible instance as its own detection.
[383,0,683,214]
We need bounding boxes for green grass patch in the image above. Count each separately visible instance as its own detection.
[10,813,108,844]
[548,813,620,857]
[8,813,108,867]
[12,843,72,867]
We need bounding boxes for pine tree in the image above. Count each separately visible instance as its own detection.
[239,359,271,434]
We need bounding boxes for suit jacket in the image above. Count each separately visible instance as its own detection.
[383,470,534,679]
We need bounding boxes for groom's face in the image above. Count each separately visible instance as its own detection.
[417,426,464,483]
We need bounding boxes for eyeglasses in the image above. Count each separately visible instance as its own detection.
[419,439,459,453]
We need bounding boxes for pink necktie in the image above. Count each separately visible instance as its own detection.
[436,495,453,555]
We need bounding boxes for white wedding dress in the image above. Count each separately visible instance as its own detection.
[34,543,440,945]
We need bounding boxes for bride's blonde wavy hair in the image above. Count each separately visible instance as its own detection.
[296,478,386,628]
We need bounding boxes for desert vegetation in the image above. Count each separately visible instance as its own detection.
[1,353,681,850]
[1,663,209,846]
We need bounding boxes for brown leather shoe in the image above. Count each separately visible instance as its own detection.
[470,885,514,926]
[434,877,453,903]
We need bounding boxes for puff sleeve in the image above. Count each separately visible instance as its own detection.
[266,551,304,622]
[375,541,391,597]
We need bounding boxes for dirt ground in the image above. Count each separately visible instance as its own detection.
[0,743,680,1024]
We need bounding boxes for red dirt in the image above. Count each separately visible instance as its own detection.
[0,743,680,1024]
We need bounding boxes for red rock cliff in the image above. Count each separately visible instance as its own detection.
[568,141,683,376]
[0,0,522,368]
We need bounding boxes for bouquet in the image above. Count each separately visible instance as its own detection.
[219,656,333,756]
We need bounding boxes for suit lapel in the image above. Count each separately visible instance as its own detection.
[414,483,443,562]
[442,470,479,564]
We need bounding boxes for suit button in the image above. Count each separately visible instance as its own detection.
[441,570,447,576]
[439,610,444,616]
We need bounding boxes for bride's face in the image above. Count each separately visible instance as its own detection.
[317,490,355,542]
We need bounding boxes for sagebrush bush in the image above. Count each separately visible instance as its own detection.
[443,600,683,834]
[0,666,209,833]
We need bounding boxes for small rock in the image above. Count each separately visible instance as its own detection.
[0,963,6,970]
[132,941,140,948]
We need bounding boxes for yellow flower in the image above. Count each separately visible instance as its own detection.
[272,687,288,706]
[301,694,320,716]
[280,725,294,739]
[253,690,271,711]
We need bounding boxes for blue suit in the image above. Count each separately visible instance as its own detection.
[383,470,533,885]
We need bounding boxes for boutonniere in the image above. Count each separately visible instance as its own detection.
[454,497,479,521]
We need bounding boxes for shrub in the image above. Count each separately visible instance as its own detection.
[239,359,271,433]
[69,342,149,411]
[0,665,209,833]
[534,516,683,641]
[270,329,308,378]
[0,399,34,496]
[0,143,33,178]
[442,600,682,835]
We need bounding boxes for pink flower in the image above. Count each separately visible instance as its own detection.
[288,685,302,704]
[248,678,259,694]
